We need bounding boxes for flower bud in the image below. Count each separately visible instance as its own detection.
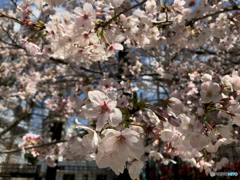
[168,97,183,114]
[201,73,212,82]
[96,8,104,12]
[162,110,169,119]
[96,13,102,18]
[152,139,159,147]
[197,107,204,116]
[39,20,44,25]
[189,1,196,6]
[120,14,126,21]
[110,10,114,16]
[168,116,180,127]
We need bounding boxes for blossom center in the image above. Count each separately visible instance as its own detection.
[115,135,126,146]
[206,90,212,97]
[100,101,109,113]
[83,14,89,20]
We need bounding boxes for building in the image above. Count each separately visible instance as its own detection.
[38,161,117,180]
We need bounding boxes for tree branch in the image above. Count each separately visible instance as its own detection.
[0,113,31,138]
[0,12,45,30]
[49,57,103,74]
[0,140,67,154]
[229,0,238,8]
[189,6,240,25]
[0,12,23,25]
[98,0,147,29]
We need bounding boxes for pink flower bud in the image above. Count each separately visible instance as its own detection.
[197,107,204,116]
[189,1,196,6]
[162,110,169,118]
[96,12,102,18]
[120,14,126,21]
[96,8,104,12]
[168,97,183,114]
[168,116,180,127]
[152,139,159,147]
[235,131,238,134]
[110,10,114,16]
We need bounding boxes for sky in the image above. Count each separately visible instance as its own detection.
[0,0,8,7]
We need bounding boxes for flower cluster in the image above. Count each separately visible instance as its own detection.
[19,134,60,167]
[0,0,240,179]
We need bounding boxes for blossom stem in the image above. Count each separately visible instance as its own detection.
[209,108,229,114]
[204,118,213,130]
[102,33,110,45]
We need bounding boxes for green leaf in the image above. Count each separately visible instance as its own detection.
[139,101,148,109]
[85,76,91,84]
[132,91,138,107]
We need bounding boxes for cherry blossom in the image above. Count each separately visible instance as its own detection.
[3,0,240,178]
[82,90,122,131]
[200,81,223,103]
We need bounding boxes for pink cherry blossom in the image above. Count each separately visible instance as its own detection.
[200,81,223,103]
[82,90,122,131]
[74,3,96,29]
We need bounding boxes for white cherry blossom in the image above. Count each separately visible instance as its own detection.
[82,90,122,131]
[200,81,222,103]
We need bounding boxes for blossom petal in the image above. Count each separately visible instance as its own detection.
[106,99,117,111]
[84,3,94,14]
[88,90,105,105]
[113,43,123,50]
[82,103,99,118]
[108,108,122,127]
[110,0,123,8]
[96,112,109,131]
[129,160,144,180]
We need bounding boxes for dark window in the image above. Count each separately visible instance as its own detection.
[96,175,106,180]
[83,174,88,180]
[63,174,75,180]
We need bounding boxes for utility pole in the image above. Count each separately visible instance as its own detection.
[45,119,63,180]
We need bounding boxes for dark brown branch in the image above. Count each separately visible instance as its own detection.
[188,6,240,25]
[49,57,68,64]
[10,0,18,7]
[0,38,25,50]
[49,57,103,74]
[229,0,238,8]
[0,12,23,25]
[99,0,147,29]
[0,113,31,138]
[0,12,45,30]
[0,140,67,154]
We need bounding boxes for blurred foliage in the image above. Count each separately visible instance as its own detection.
[24,152,39,165]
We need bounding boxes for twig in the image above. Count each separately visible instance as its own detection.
[0,12,45,30]
[188,6,240,25]
[98,0,147,29]
[0,140,67,154]
[10,0,18,7]
[49,57,68,64]
[0,113,31,138]
[229,0,238,8]
[0,12,23,25]
[0,38,24,50]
